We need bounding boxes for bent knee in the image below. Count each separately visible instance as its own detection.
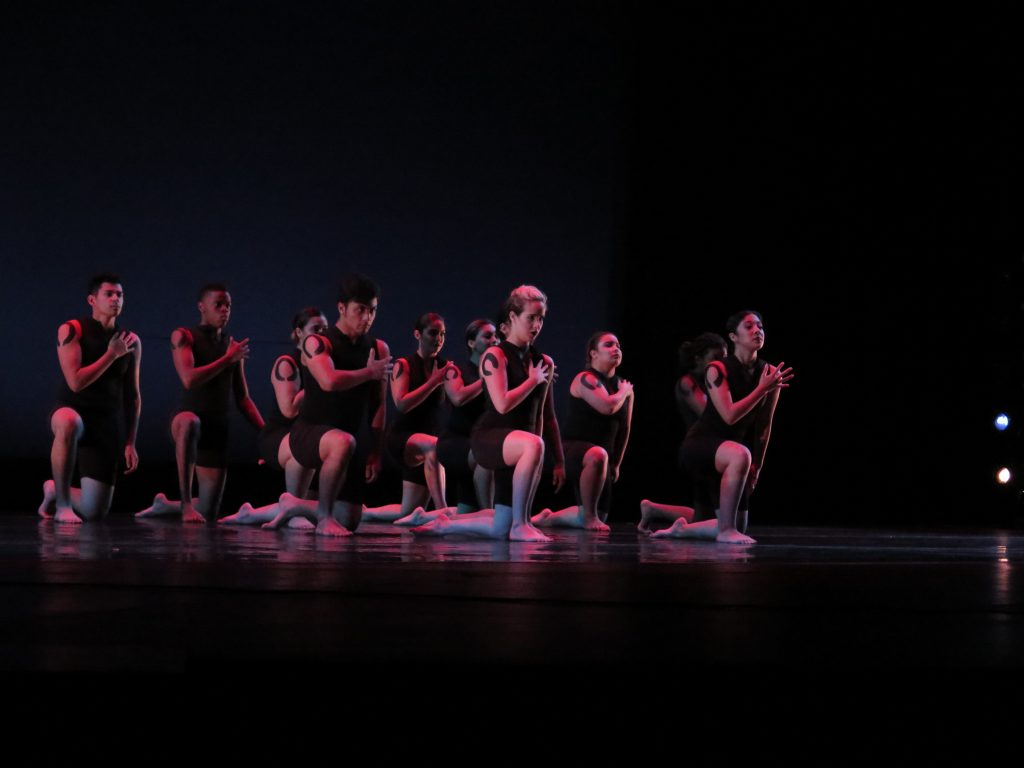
[172,412,201,434]
[51,408,84,437]
[322,430,356,456]
[583,446,609,468]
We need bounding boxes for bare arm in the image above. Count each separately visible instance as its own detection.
[301,333,391,392]
[365,339,391,483]
[442,364,484,406]
[232,358,265,430]
[122,340,142,473]
[611,390,633,478]
[479,347,547,415]
[56,321,137,393]
[170,328,248,390]
[749,388,782,482]
[271,355,304,419]
[391,357,450,413]
[540,357,565,489]
[573,371,633,416]
[705,361,788,426]
[676,374,707,418]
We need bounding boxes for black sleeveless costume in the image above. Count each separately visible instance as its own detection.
[385,353,447,485]
[54,316,133,484]
[289,326,381,504]
[436,359,486,507]
[562,367,627,522]
[679,355,769,512]
[257,350,305,468]
[675,374,702,432]
[471,340,548,506]
[174,324,237,468]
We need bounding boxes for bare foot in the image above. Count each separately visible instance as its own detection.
[136,492,177,518]
[530,509,553,526]
[394,506,435,526]
[581,516,611,532]
[54,506,83,524]
[287,518,316,530]
[39,480,56,518]
[637,499,655,532]
[716,529,756,545]
[316,517,352,537]
[219,502,255,525]
[650,518,688,538]
[410,513,451,537]
[182,505,206,524]
[509,523,551,542]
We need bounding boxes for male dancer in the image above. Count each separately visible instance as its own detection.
[137,283,264,523]
[41,272,141,523]
[263,273,392,536]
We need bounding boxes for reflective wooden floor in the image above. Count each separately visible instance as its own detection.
[5,513,1023,753]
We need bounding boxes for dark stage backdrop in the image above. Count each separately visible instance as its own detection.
[2,3,1018,526]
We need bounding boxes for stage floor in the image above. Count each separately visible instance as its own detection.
[3,515,1024,674]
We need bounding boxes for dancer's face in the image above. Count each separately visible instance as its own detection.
[470,323,497,355]
[508,300,546,345]
[730,313,765,353]
[198,290,232,329]
[589,333,622,370]
[339,298,378,336]
[88,282,124,319]
[415,320,446,358]
[296,315,328,346]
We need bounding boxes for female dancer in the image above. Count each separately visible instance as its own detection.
[533,332,633,532]
[220,307,327,526]
[638,332,727,531]
[436,319,498,514]
[652,310,792,544]
[412,285,555,542]
[361,312,453,522]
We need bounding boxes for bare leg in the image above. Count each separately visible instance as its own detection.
[263,430,355,536]
[194,466,227,523]
[471,455,494,509]
[75,477,115,522]
[39,479,81,518]
[361,503,405,523]
[411,505,505,538]
[713,443,755,544]
[169,412,204,523]
[534,446,610,532]
[402,433,448,510]
[49,408,83,523]
[223,437,318,527]
[502,431,549,542]
[638,500,696,532]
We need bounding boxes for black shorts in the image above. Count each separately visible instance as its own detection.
[257,423,290,469]
[679,436,750,513]
[386,428,427,485]
[172,411,230,469]
[54,405,123,486]
[289,420,367,504]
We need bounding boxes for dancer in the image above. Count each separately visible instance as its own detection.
[652,311,792,544]
[362,312,453,523]
[41,273,141,523]
[436,319,498,514]
[220,307,327,527]
[136,283,264,523]
[261,273,392,536]
[638,332,727,531]
[533,332,633,532]
[412,285,555,542]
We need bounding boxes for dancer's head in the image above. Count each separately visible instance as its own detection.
[500,285,547,345]
[465,318,498,356]
[337,273,380,336]
[291,307,328,347]
[678,332,727,374]
[414,312,446,358]
[585,331,622,370]
[726,310,765,354]
[197,283,231,329]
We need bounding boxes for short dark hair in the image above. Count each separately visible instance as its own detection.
[338,273,380,305]
[414,312,445,333]
[88,272,121,295]
[292,306,324,331]
[465,318,495,348]
[198,282,229,301]
[678,332,727,374]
